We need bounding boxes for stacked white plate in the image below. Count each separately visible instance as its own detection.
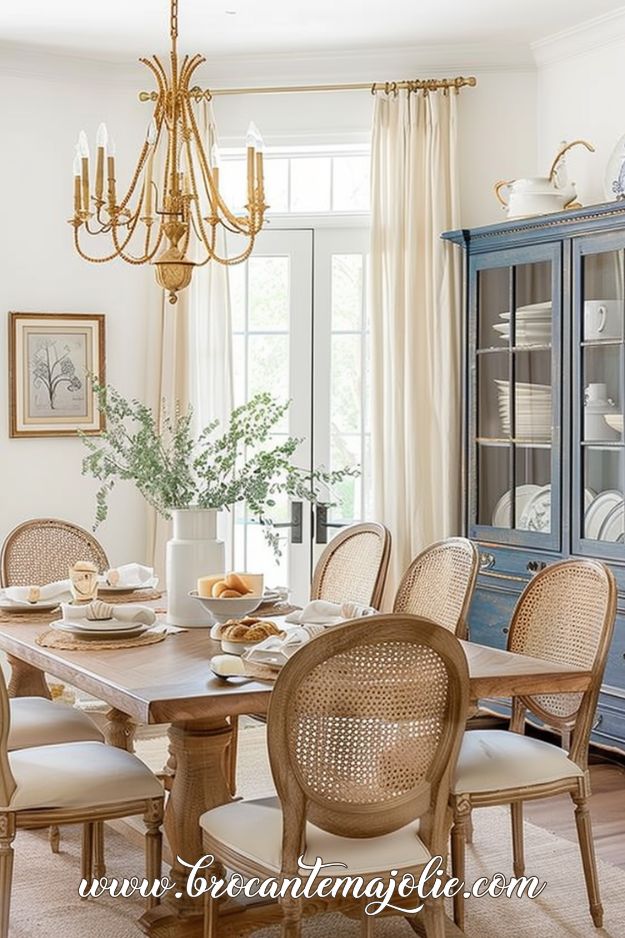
[585,490,625,542]
[492,486,595,533]
[492,301,552,345]
[495,380,552,441]
[50,617,149,640]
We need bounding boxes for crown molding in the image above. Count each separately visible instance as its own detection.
[532,6,625,67]
[0,37,535,87]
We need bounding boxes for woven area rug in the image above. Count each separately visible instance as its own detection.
[7,726,625,937]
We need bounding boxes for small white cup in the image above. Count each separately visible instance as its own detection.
[584,300,622,340]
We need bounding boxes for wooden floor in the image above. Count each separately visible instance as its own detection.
[524,761,625,869]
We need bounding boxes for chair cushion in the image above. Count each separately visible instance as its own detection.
[6,742,163,811]
[452,730,584,795]
[200,796,431,877]
[8,697,103,751]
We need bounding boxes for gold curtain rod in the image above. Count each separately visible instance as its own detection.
[139,75,476,103]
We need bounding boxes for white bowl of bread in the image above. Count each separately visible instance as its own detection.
[216,617,283,655]
[190,572,265,622]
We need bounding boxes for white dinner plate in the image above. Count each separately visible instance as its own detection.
[98,577,159,593]
[51,620,147,640]
[492,485,541,528]
[605,414,624,434]
[0,597,64,613]
[585,490,624,540]
[518,485,552,532]
[599,501,625,542]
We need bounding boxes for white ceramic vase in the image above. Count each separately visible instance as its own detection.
[166,508,225,627]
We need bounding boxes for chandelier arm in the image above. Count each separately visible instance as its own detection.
[74,226,129,264]
[184,97,254,234]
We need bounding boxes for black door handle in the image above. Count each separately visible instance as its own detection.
[271,501,303,544]
[315,504,348,544]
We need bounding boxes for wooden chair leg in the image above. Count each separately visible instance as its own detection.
[204,891,219,938]
[81,822,94,886]
[572,791,603,927]
[450,797,470,931]
[511,801,525,877]
[49,825,61,854]
[0,814,16,938]
[226,715,239,796]
[465,811,474,845]
[93,822,106,878]
[360,905,374,937]
[144,798,164,910]
[422,897,446,938]
[279,894,302,937]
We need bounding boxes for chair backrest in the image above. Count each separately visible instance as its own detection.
[392,537,479,638]
[508,558,616,767]
[267,614,469,872]
[311,522,391,608]
[0,518,109,587]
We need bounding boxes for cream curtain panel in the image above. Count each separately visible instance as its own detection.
[370,89,462,602]
[146,103,234,579]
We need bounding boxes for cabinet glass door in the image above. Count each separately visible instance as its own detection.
[573,236,625,557]
[470,243,561,549]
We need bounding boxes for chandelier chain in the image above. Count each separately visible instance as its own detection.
[170,0,179,42]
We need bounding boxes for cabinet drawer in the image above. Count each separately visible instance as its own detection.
[593,691,625,754]
[467,584,518,650]
[476,543,561,581]
[603,614,625,691]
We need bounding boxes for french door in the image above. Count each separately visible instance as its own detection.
[229,225,371,604]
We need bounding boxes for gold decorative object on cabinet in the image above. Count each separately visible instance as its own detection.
[69,0,267,304]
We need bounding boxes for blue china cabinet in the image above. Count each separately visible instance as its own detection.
[444,202,625,755]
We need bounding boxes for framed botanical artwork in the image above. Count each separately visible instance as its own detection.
[8,312,105,438]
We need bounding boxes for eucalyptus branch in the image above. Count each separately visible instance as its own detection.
[80,383,358,555]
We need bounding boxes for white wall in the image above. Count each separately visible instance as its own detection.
[0,66,152,565]
[536,17,625,206]
[211,68,537,229]
[0,46,537,565]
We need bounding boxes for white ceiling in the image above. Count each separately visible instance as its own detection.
[0,0,623,61]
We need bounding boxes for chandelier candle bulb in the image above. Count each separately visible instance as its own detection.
[95,123,108,202]
[107,143,117,214]
[72,154,82,214]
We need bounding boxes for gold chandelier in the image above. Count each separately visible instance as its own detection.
[69,0,267,304]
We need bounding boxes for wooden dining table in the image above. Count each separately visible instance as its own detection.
[0,611,593,938]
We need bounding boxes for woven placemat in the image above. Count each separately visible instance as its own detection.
[0,608,60,625]
[96,588,163,604]
[36,628,167,652]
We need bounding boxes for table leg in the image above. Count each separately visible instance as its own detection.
[6,656,50,698]
[103,707,137,752]
[139,716,233,938]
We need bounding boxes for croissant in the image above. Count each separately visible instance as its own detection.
[220,619,283,643]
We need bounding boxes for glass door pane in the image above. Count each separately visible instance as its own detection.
[312,228,372,570]
[228,229,313,603]
[472,247,558,544]
[577,244,625,551]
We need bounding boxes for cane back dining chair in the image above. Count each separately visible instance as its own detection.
[0,517,109,587]
[449,558,617,931]
[311,522,391,608]
[201,614,470,938]
[393,537,479,639]
[0,663,164,937]
[0,518,109,856]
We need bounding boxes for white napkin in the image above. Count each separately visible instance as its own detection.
[102,563,155,588]
[285,599,377,627]
[243,624,326,668]
[60,600,156,626]
[2,579,72,604]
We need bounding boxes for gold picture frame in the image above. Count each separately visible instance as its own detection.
[8,312,105,438]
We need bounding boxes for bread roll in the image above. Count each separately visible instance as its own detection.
[197,575,224,598]
[225,573,252,594]
[212,580,229,597]
[219,588,243,598]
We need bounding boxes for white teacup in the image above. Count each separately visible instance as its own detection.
[584,300,622,340]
